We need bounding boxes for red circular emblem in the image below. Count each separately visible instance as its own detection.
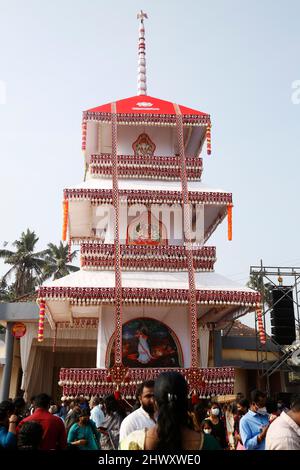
[11,322,27,339]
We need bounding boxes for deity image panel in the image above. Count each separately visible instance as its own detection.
[107,317,183,368]
[126,210,168,245]
[132,133,156,157]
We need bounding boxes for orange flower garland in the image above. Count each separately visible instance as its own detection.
[37,300,46,343]
[206,124,211,155]
[227,205,233,241]
[62,199,69,241]
[256,309,266,345]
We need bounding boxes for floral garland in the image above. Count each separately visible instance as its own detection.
[63,188,232,205]
[80,244,216,271]
[38,287,260,306]
[37,300,46,342]
[256,309,266,345]
[90,154,203,180]
[81,257,215,271]
[58,366,235,399]
[83,111,211,127]
[62,200,69,241]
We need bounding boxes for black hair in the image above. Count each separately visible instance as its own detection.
[79,408,90,418]
[250,389,266,404]
[18,421,43,450]
[34,393,52,409]
[136,380,155,398]
[193,403,207,424]
[13,397,25,411]
[201,419,213,429]
[290,394,300,412]
[154,371,189,450]
[266,399,278,414]
[104,395,126,419]
[237,398,249,409]
[0,400,14,421]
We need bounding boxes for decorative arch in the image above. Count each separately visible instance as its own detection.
[106,317,183,368]
[132,133,156,157]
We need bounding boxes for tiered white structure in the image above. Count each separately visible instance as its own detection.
[37,13,260,399]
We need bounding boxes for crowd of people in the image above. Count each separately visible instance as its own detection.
[0,371,299,451]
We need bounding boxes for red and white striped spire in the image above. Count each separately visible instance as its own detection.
[137,10,148,95]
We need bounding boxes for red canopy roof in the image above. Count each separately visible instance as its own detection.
[86,95,209,117]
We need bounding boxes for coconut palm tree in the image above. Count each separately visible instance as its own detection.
[0,229,48,298]
[43,241,79,280]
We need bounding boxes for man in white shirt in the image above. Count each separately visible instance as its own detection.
[90,397,105,429]
[266,395,300,450]
[119,380,155,442]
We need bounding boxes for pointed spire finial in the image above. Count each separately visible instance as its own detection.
[137,10,148,95]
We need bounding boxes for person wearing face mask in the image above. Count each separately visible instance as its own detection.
[239,390,269,450]
[201,419,222,449]
[207,403,227,449]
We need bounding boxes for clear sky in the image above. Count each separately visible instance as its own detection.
[1,0,300,329]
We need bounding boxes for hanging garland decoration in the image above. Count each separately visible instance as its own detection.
[62,200,69,241]
[111,103,123,367]
[81,118,87,152]
[84,109,210,127]
[174,103,198,369]
[206,124,211,155]
[256,308,266,345]
[90,153,203,180]
[37,300,46,343]
[63,188,232,206]
[80,243,216,271]
[38,285,261,306]
[227,205,233,241]
[58,366,235,399]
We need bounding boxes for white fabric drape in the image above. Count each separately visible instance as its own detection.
[20,323,37,392]
[198,326,210,368]
[96,306,104,367]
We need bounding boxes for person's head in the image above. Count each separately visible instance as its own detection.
[250,390,267,414]
[154,371,189,450]
[276,399,284,411]
[193,403,207,424]
[49,404,58,415]
[0,400,14,426]
[78,408,90,426]
[137,380,155,415]
[290,395,300,426]
[17,421,43,450]
[236,398,249,416]
[138,326,149,338]
[201,419,213,435]
[90,397,100,409]
[266,399,278,415]
[103,394,126,418]
[210,402,221,418]
[34,393,52,410]
[13,397,25,415]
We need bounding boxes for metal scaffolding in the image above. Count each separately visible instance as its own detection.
[250,261,300,394]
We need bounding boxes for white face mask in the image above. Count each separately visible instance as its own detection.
[203,429,212,434]
[211,408,220,416]
[256,406,267,415]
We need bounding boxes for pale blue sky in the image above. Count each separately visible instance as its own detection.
[1,0,300,328]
